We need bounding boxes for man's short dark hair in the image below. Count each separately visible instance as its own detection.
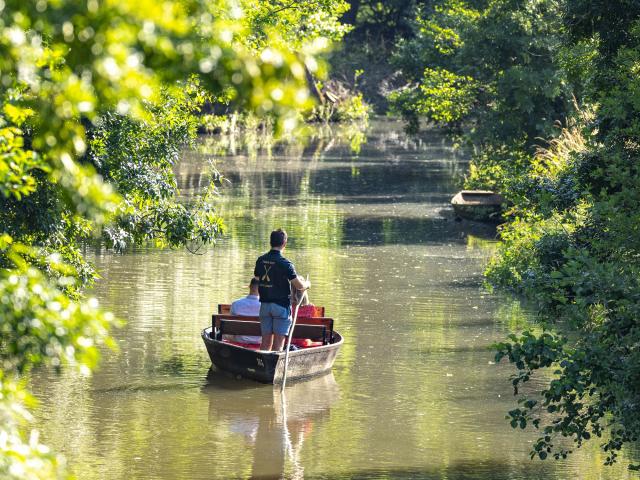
[270,229,288,248]
[250,278,259,288]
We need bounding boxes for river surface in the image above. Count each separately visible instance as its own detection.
[31,120,633,479]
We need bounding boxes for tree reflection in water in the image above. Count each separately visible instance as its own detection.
[203,371,340,479]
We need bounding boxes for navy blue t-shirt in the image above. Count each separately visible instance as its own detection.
[254,250,297,308]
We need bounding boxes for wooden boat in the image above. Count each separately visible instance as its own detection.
[201,304,343,384]
[451,190,505,223]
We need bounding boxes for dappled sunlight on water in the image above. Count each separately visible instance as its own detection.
[29,120,634,479]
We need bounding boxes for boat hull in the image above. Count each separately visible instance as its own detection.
[201,327,343,384]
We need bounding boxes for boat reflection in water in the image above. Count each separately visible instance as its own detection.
[203,371,340,479]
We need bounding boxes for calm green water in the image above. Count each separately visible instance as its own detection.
[31,120,633,479]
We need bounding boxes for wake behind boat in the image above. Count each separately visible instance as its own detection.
[202,304,343,384]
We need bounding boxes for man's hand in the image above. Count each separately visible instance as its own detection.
[292,275,310,291]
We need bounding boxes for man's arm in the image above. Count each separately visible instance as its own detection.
[291,275,310,291]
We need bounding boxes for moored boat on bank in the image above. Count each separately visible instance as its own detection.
[451,190,505,223]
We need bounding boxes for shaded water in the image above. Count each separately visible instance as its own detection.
[31,120,633,479]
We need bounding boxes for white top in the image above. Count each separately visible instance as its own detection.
[230,295,261,343]
[230,295,260,316]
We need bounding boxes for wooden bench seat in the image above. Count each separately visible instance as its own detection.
[218,319,327,343]
[212,313,333,331]
[212,312,334,344]
[218,303,325,317]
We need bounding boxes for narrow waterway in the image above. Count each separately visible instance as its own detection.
[31,120,632,479]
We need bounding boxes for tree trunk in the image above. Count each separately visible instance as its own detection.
[305,63,324,104]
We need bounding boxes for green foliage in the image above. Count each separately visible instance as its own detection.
[389,67,477,130]
[390,0,570,144]
[311,91,371,123]
[485,104,640,468]
[345,0,426,41]
[0,237,114,376]
[333,92,370,122]
[392,0,481,79]
[0,374,66,479]
[464,144,532,193]
[0,235,114,478]
[493,257,640,467]
[238,0,351,51]
[481,6,640,468]
[216,0,352,124]
[0,124,47,200]
[418,68,476,122]
[86,82,227,251]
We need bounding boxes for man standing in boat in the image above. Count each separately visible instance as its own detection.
[254,229,310,351]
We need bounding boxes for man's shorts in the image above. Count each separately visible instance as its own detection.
[259,302,292,336]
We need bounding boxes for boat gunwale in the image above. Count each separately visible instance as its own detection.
[201,327,344,357]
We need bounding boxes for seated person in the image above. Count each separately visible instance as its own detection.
[226,278,261,344]
[292,287,310,307]
[231,278,260,316]
[290,287,324,347]
[293,287,319,317]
